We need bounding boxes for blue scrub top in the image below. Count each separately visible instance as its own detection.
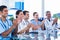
[0,19,13,40]
[30,19,42,32]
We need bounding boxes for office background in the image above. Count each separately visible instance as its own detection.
[0,0,60,24]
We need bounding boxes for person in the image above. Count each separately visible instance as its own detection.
[42,11,58,40]
[16,10,24,24]
[0,5,18,40]
[12,10,24,37]
[30,12,44,40]
[30,12,41,32]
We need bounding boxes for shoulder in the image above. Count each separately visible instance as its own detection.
[30,19,36,24]
[30,19,35,22]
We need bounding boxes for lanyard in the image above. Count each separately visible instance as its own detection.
[0,19,9,29]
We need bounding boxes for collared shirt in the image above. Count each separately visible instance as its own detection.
[44,18,57,34]
[0,19,13,40]
[18,19,29,33]
[44,18,53,30]
[30,19,42,32]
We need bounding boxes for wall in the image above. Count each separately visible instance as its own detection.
[24,0,42,20]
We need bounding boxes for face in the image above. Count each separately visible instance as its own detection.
[2,8,8,17]
[25,12,29,19]
[46,12,51,19]
[18,12,24,19]
[34,13,39,19]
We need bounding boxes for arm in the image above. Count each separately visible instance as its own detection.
[1,25,16,37]
[17,23,31,34]
[1,19,18,37]
[12,18,22,36]
[32,25,40,30]
[52,18,58,25]
[31,20,45,30]
[12,26,18,36]
[39,20,45,30]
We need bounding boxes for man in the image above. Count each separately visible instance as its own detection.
[0,5,18,40]
[42,11,58,40]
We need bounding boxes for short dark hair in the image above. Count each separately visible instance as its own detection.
[46,11,51,15]
[46,11,50,13]
[33,12,37,16]
[23,10,29,15]
[0,5,7,12]
[16,10,22,18]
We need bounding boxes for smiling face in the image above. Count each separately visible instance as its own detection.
[24,12,29,20]
[16,10,24,20]
[1,8,8,18]
[33,12,39,19]
[23,11,29,20]
[16,10,24,23]
[46,11,51,19]
[18,12,24,19]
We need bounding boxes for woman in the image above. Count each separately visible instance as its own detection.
[12,10,24,36]
[30,12,41,32]
[30,12,44,40]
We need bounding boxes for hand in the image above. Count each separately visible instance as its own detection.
[30,24,40,30]
[53,18,58,24]
[13,19,18,28]
[18,30,25,34]
[35,25,40,29]
[27,23,31,28]
[30,23,35,27]
[16,18,22,24]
